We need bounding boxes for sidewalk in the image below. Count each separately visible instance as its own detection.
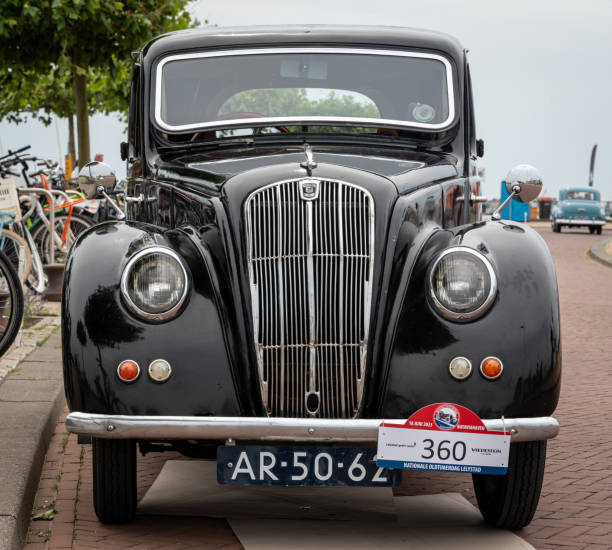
[588,237,612,268]
[0,328,64,550]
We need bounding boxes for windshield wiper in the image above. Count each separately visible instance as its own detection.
[157,131,421,156]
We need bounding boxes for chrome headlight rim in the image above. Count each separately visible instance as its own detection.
[427,246,497,322]
[120,246,189,323]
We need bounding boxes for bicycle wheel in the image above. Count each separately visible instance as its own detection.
[0,229,32,284]
[0,249,24,357]
[32,213,93,264]
[11,223,47,293]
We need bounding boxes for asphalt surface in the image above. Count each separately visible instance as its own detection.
[17,225,612,549]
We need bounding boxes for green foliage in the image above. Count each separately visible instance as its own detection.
[32,505,55,521]
[217,88,380,136]
[0,55,132,125]
[0,0,198,68]
[0,1,200,124]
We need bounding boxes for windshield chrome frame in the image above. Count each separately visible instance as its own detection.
[154,47,456,133]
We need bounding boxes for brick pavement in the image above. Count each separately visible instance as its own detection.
[24,226,612,549]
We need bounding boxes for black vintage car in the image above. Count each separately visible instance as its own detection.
[63,26,561,529]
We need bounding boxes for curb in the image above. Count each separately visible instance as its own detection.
[588,238,612,268]
[0,329,64,550]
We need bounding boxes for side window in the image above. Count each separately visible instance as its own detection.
[127,64,141,163]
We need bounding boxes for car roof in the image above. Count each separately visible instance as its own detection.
[142,25,465,63]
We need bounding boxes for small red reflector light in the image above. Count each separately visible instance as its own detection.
[117,360,140,382]
[480,357,503,380]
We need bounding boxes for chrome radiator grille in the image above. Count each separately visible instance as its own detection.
[244,178,375,418]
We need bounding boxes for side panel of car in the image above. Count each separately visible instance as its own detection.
[376,220,561,419]
[364,185,446,415]
[61,220,244,416]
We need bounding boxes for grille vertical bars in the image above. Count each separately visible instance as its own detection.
[244,178,374,419]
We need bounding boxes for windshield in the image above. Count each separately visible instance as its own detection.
[154,48,454,134]
[566,191,597,201]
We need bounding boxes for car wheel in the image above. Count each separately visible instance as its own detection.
[589,226,596,234]
[93,438,137,524]
[472,440,546,530]
[596,226,602,235]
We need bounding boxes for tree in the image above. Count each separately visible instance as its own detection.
[0,1,197,167]
[219,88,380,135]
[0,57,128,164]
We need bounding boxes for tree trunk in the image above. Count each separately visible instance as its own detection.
[73,46,90,169]
[68,114,76,174]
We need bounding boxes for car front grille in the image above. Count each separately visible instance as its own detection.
[244,178,375,418]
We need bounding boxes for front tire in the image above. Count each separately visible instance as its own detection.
[596,226,602,235]
[472,440,546,530]
[92,438,137,524]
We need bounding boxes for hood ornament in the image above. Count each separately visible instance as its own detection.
[300,143,317,175]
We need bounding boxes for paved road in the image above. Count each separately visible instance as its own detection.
[24,226,612,549]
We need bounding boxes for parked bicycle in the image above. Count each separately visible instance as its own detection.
[0,154,26,355]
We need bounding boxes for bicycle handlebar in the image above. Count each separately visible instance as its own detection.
[0,168,20,178]
[0,145,31,162]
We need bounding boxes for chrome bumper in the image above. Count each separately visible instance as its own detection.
[66,413,559,443]
[556,218,605,225]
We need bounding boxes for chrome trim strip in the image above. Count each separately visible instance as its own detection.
[337,184,346,415]
[555,219,605,225]
[276,185,286,415]
[306,199,317,402]
[154,47,455,132]
[66,412,560,443]
[428,246,497,323]
[120,247,189,322]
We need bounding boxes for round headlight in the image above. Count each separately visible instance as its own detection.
[428,247,496,322]
[121,247,188,322]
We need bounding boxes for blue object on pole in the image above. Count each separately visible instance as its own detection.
[500,181,530,221]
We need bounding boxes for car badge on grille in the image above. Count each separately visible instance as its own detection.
[299,178,320,201]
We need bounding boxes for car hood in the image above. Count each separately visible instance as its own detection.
[159,145,459,195]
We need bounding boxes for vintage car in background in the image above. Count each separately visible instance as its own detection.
[551,187,606,233]
[63,26,561,529]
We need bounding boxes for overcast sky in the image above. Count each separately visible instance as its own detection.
[1,0,610,199]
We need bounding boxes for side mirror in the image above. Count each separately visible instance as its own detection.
[492,164,542,220]
[77,161,117,199]
[476,138,485,158]
[120,141,129,162]
[505,164,543,202]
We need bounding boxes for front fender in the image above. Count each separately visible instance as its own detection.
[61,221,242,416]
[379,220,561,419]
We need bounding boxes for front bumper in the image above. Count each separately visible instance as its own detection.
[66,413,559,443]
[555,218,605,226]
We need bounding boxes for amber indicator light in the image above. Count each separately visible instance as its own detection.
[117,360,140,382]
[480,357,503,380]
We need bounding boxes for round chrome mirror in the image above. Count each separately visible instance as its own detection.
[77,161,117,199]
[505,164,543,203]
